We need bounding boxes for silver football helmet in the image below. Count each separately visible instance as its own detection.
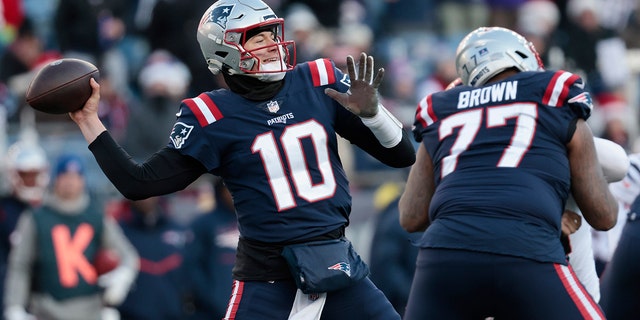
[455,27,544,87]
[4,141,49,205]
[197,0,295,81]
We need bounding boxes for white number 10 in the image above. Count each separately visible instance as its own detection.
[252,120,337,211]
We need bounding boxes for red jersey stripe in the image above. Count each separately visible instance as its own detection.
[198,93,224,120]
[223,280,245,320]
[182,93,224,127]
[553,264,605,319]
[416,94,437,128]
[543,71,580,107]
[309,59,335,86]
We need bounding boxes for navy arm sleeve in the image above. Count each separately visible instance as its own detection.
[88,131,208,200]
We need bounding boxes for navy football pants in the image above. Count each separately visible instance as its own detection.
[404,248,604,320]
[222,277,400,319]
[600,214,640,319]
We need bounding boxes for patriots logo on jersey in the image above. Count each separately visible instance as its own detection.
[568,92,593,111]
[340,74,350,87]
[170,122,194,149]
[210,5,234,29]
[328,262,351,277]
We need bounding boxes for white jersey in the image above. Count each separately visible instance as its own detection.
[568,138,629,302]
[592,153,640,262]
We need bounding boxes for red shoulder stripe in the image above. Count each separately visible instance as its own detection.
[182,93,224,127]
[543,71,580,107]
[224,280,245,319]
[309,59,336,86]
[416,94,437,128]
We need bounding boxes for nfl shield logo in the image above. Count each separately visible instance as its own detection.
[267,101,280,113]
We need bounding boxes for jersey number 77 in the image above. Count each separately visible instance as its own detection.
[439,102,537,179]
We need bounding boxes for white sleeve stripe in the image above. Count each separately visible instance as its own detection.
[418,96,435,126]
[556,265,604,319]
[193,96,218,124]
[314,59,330,86]
[548,72,572,107]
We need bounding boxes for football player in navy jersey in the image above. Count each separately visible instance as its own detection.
[68,0,415,319]
[399,27,618,319]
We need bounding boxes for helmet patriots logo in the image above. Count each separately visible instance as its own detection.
[210,5,234,29]
[170,122,194,149]
[328,262,351,277]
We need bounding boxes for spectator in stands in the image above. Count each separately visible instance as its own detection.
[123,50,191,161]
[562,0,629,96]
[0,140,49,318]
[0,18,60,120]
[54,0,129,94]
[185,179,239,319]
[4,153,138,320]
[369,182,420,317]
[111,195,191,320]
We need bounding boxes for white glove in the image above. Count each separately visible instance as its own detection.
[98,266,136,306]
[4,305,36,320]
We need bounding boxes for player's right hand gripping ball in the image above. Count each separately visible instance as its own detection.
[25,58,99,114]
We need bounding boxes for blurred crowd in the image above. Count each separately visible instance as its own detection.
[1,0,640,187]
[1,0,640,318]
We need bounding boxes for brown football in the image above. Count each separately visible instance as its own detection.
[94,249,120,276]
[25,58,99,114]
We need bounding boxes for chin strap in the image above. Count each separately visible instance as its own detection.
[360,104,403,148]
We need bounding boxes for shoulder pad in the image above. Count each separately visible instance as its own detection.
[542,70,581,107]
[305,58,337,87]
[416,94,437,127]
[181,93,224,127]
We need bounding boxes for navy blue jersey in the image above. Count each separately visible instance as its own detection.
[413,70,592,264]
[168,59,355,243]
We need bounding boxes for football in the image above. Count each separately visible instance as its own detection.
[93,249,120,275]
[25,58,99,114]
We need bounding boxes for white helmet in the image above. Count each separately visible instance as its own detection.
[455,27,544,87]
[197,0,295,81]
[5,141,49,205]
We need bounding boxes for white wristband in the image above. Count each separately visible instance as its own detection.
[360,104,403,148]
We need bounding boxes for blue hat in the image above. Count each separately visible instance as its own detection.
[54,154,85,177]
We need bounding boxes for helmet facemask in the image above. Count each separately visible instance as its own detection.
[197,0,296,82]
[231,20,295,81]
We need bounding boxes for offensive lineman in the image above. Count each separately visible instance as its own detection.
[400,27,617,319]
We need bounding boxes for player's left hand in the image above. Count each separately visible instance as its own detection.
[325,52,384,118]
[561,209,582,236]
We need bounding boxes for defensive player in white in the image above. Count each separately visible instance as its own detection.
[563,137,629,302]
